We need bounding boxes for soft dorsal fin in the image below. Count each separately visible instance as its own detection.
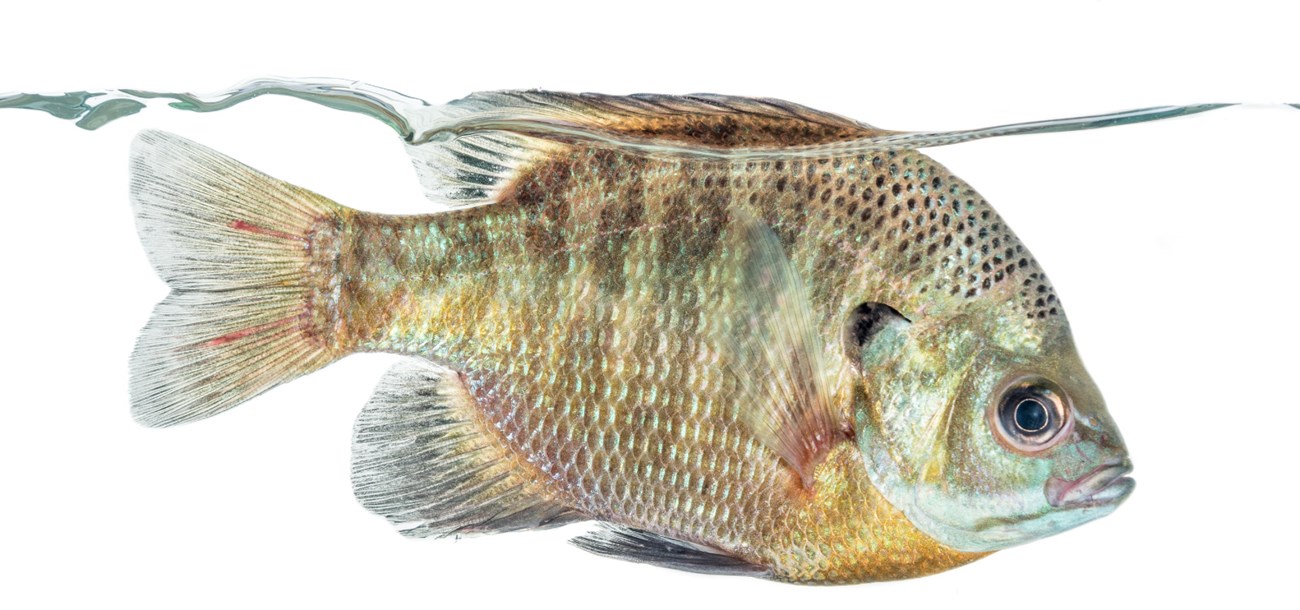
[717,218,844,489]
[424,90,888,147]
[404,130,560,210]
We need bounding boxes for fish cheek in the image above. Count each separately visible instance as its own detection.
[955,380,1050,497]
[908,360,1061,549]
[852,316,979,480]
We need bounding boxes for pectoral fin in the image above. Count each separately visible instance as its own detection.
[716,217,846,489]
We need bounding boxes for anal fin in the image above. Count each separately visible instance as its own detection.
[351,359,582,537]
[571,525,770,577]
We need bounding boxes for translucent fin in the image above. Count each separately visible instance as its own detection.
[403,131,561,210]
[852,103,1235,152]
[352,359,583,537]
[129,130,351,426]
[420,90,886,146]
[415,91,1232,158]
[131,291,341,427]
[131,130,345,291]
[405,96,1235,207]
[716,217,843,488]
[571,524,769,577]
[402,91,882,207]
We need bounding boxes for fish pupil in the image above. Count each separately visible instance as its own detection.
[1014,398,1049,433]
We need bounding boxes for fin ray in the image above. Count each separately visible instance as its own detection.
[128,130,351,426]
[404,131,560,210]
[716,217,843,487]
[571,524,769,577]
[352,360,583,537]
[415,93,1232,161]
[421,90,885,146]
[407,92,1232,208]
[403,90,885,209]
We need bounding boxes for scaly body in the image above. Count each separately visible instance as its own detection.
[125,90,1134,585]
[329,145,1051,581]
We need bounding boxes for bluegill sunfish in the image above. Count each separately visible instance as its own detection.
[113,89,1155,583]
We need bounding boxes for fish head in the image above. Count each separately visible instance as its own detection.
[850,304,1133,553]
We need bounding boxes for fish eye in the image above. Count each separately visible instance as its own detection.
[991,377,1071,454]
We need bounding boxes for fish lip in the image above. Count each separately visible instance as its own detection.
[1045,460,1135,509]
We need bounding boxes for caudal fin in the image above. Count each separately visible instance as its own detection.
[129,130,352,427]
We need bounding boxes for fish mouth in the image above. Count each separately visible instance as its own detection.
[1045,460,1135,509]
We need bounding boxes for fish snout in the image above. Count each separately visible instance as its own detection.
[1044,459,1135,509]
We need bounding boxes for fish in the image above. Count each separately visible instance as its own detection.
[113,87,1157,584]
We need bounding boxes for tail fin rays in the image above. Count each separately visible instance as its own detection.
[128,130,350,427]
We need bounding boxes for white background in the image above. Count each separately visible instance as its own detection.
[2,1,1296,608]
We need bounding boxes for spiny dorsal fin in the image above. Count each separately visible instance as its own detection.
[405,91,1232,209]
[352,359,583,537]
[717,217,844,489]
[571,524,770,578]
[425,90,888,148]
[403,91,883,209]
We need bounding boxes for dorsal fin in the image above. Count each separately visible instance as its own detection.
[403,91,887,209]
[423,90,889,148]
[400,90,1236,208]
[716,217,845,489]
[404,130,560,210]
